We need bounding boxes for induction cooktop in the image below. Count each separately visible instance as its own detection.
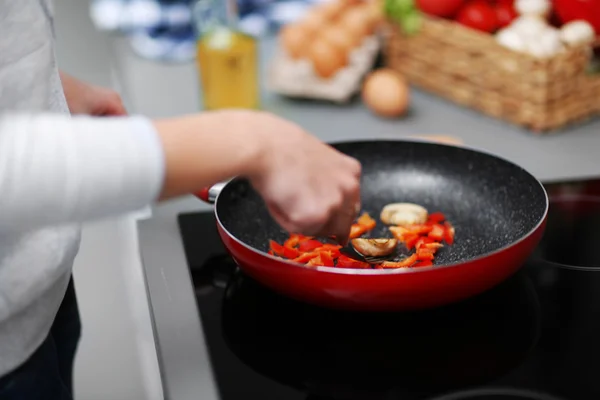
[178,178,600,400]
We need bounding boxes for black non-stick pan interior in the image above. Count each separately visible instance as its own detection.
[216,140,547,265]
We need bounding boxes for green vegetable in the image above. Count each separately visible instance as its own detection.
[384,0,422,35]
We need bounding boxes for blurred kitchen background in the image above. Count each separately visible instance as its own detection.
[89,0,319,61]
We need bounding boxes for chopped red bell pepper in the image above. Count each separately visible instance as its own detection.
[315,244,342,258]
[269,240,286,256]
[293,251,321,264]
[357,212,377,230]
[389,226,409,241]
[428,212,446,223]
[444,222,455,245]
[319,251,335,267]
[416,248,435,261]
[407,224,433,235]
[349,224,367,239]
[284,233,308,249]
[337,255,371,269]
[428,224,445,241]
[306,255,323,267]
[404,234,420,250]
[298,239,324,253]
[415,236,435,250]
[423,242,443,250]
[381,253,418,269]
[272,208,454,270]
[282,247,300,259]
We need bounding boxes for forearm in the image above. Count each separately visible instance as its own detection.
[154,111,263,200]
[0,111,264,232]
[0,113,164,232]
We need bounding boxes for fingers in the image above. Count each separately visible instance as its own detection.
[317,178,361,245]
[106,93,127,116]
[267,164,362,242]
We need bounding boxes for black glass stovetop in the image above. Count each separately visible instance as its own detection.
[178,178,600,400]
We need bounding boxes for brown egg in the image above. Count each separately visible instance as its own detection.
[321,25,357,54]
[314,0,346,21]
[340,0,363,7]
[338,7,372,41]
[360,2,385,31]
[280,23,313,59]
[301,8,329,34]
[308,39,348,79]
[362,69,410,118]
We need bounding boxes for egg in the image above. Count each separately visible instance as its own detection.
[280,23,312,59]
[314,0,346,21]
[362,69,410,118]
[364,1,385,28]
[301,8,330,34]
[321,25,357,54]
[338,7,372,41]
[308,39,348,79]
[355,3,383,33]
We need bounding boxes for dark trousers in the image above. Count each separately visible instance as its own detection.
[0,277,81,400]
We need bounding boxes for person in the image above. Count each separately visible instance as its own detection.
[0,1,362,399]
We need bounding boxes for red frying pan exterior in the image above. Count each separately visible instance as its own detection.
[195,194,546,312]
[214,218,546,311]
[194,140,548,311]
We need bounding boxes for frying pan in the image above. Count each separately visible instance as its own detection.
[197,140,548,311]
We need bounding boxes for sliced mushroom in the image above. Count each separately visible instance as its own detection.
[351,238,398,257]
[380,203,428,227]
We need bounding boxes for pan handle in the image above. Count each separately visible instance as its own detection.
[195,182,227,204]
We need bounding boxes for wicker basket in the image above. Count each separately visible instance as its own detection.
[383,16,600,133]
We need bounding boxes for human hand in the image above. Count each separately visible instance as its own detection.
[60,71,127,116]
[246,112,362,244]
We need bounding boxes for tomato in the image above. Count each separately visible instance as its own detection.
[456,1,499,33]
[494,1,517,28]
[553,0,600,35]
[416,0,466,18]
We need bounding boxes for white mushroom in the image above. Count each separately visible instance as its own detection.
[496,28,527,52]
[527,27,564,58]
[510,15,549,39]
[351,238,398,257]
[503,16,565,58]
[515,0,551,18]
[560,20,596,47]
[380,203,428,227]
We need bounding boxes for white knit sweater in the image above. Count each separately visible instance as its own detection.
[0,0,165,375]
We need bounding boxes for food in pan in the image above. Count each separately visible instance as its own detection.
[269,205,455,269]
[380,202,428,226]
[351,238,397,257]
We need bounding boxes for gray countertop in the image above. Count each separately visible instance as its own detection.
[136,36,600,400]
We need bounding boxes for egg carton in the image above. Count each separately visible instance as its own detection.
[267,34,381,103]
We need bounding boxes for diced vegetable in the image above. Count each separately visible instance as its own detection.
[268,208,455,269]
[298,239,325,253]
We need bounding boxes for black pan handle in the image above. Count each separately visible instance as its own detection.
[195,181,227,204]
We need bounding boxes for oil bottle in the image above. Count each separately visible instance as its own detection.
[193,0,260,110]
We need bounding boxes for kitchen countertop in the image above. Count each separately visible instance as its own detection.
[134,36,600,400]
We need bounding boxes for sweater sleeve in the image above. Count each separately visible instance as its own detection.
[0,113,165,232]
